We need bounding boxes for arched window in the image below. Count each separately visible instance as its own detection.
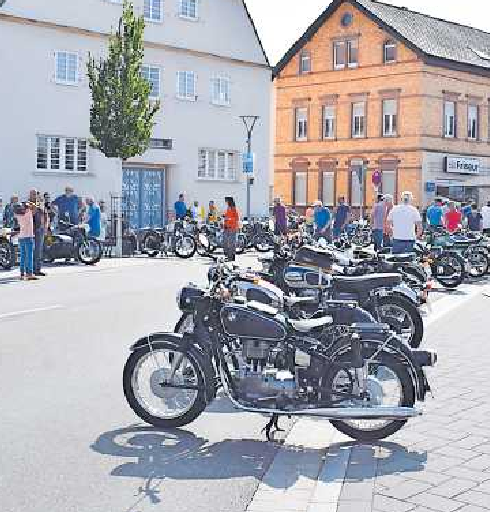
[383,40,397,64]
[299,50,311,75]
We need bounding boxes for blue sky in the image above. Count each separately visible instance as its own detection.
[245,0,490,65]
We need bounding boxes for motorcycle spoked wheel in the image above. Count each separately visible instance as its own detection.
[432,252,466,289]
[464,247,489,278]
[78,238,102,265]
[0,241,15,269]
[142,232,161,258]
[323,339,415,442]
[174,235,197,259]
[123,338,208,428]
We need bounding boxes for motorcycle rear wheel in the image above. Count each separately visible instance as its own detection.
[0,240,15,269]
[78,238,102,265]
[174,235,196,259]
[433,252,465,289]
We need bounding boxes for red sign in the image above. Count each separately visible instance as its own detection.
[372,170,382,186]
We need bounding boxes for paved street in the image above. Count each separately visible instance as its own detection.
[1,256,490,512]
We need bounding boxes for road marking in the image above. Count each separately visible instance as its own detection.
[0,305,63,320]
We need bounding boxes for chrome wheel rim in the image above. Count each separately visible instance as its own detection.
[80,240,100,261]
[378,304,414,345]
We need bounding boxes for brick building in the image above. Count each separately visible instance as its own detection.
[273,0,490,214]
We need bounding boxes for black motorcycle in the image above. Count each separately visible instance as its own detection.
[123,266,436,442]
[0,227,16,269]
[141,220,197,259]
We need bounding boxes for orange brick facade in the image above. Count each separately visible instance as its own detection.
[274,1,490,213]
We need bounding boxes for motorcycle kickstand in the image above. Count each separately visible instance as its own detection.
[262,413,284,442]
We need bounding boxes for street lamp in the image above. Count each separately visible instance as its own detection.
[240,115,260,220]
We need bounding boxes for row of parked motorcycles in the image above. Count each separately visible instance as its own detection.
[122,234,447,442]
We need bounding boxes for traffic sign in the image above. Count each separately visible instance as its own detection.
[372,170,382,187]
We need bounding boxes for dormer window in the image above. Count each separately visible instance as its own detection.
[384,41,397,63]
[299,51,311,74]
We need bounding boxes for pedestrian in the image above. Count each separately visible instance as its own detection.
[174,193,187,221]
[14,199,38,281]
[383,194,394,247]
[85,197,101,238]
[371,194,385,251]
[305,204,315,236]
[53,186,79,228]
[387,191,423,254]
[467,204,482,232]
[208,201,218,223]
[313,201,331,241]
[333,197,350,239]
[191,201,205,222]
[444,201,462,233]
[99,200,108,241]
[482,201,490,235]
[29,189,47,277]
[3,195,19,229]
[426,197,444,230]
[461,201,472,219]
[273,198,287,236]
[223,196,239,261]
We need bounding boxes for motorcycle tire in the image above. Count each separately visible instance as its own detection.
[432,251,466,289]
[253,234,273,253]
[326,339,415,442]
[174,235,196,259]
[123,338,208,428]
[465,247,489,278]
[376,295,424,348]
[142,231,161,257]
[0,241,15,269]
[78,238,102,265]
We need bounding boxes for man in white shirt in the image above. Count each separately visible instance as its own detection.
[481,201,490,235]
[387,191,423,254]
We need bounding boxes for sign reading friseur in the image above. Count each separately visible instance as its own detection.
[445,156,480,175]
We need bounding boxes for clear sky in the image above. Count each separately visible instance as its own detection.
[245,0,490,66]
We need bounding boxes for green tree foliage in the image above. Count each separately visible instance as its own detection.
[87,1,159,160]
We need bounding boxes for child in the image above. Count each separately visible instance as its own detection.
[14,202,38,281]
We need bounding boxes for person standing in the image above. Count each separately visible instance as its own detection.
[467,204,482,232]
[482,201,490,235]
[223,196,239,261]
[305,204,315,236]
[14,200,37,281]
[333,197,350,239]
[426,198,444,230]
[207,201,218,223]
[174,193,187,221]
[53,186,79,228]
[313,201,331,241]
[272,198,287,236]
[29,189,47,277]
[371,194,385,251]
[3,195,19,229]
[99,200,108,241]
[383,194,394,247]
[444,202,462,233]
[86,197,101,238]
[387,191,423,254]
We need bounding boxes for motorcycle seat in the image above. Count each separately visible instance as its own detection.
[332,273,402,295]
[382,253,415,264]
[289,315,333,333]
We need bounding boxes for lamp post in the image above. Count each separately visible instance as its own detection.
[240,115,260,220]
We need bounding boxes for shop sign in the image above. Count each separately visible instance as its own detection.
[445,156,480,175]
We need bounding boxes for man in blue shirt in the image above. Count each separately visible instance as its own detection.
[85,197,101,238]
[53,186,79,228]
[174,193,187,220]
[314,201,331,240]
[426,198,444,230]
[333,197,350,239]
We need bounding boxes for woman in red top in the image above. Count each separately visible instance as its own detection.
[444,202,462,233]
[223,196,239,261]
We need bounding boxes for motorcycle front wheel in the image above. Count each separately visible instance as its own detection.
[465,247,489,278]
[78,238,102,265]
[123,338,208,428]
[432,252,465,289]
[174,235,196,259]
[142,231,161,257]
[0,240,15,269]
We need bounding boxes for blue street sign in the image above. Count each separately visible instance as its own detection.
[425,181,436,193]
[242,152,254,174]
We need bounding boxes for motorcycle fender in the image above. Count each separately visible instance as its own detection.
[392,285,419,305]
[129,332,216,404]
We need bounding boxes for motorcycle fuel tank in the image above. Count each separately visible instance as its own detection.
[284,265,331,289]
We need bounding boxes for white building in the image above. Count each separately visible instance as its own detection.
[0,0,272,227]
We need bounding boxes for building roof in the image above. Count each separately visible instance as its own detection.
[275,0,490,76]
[242,0,270,67]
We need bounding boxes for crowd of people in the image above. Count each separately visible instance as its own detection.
[0,186,108,280]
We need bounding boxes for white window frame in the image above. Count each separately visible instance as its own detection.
[323,105,335,140]
[352,102,365,138]
[179,0,198,20]
[334,41,346,70]
[176,71,196,101]
[468,104,479,140]
[384,41,396,63]
[144,0,163,22]
[55,51,79,86]
[141,65,161,99]
[382,99,398,137]
[295,108,308,141]
[444,100,456,138]
[211,76,231,106]
[36,135,88,172]
[198,149,237,182]
[299,51,311,74]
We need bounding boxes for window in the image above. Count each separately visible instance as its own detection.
[384,41,396,63]
[179,0,197,19]
[177,71,196,100]
[211,76,230,106]
[444,100,456,138]
[294,172,307,206]
[381,170,396,198]
[334,40,358,69]
[36,136,88,172]
[295,108,308,141]
[382,99,397,137]
[323,105,335,139]
[198,149,236,181]
[141,65,160,98]
[352,102,365,138]
[149,138,173,149]
[350,163,364,207]
[55,51,78,85]
[468,104,479,140]
[144,0,162,21]
[322,171,335,206]
[299,51,311,74]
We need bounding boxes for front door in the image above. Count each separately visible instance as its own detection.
[122,167,166,229]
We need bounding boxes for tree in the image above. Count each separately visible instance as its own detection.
[87,1,159,160]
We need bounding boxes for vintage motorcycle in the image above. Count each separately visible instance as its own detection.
[123,263,436,442]
[0,227,16,269]
[142,220,197,259]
